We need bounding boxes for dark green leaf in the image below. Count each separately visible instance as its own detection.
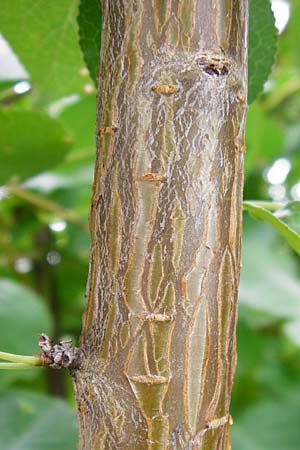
[248,0,277,103]
[0,109,72,185]
[0,0,93,104]
[78,0,102,85]
[0,390,77,450]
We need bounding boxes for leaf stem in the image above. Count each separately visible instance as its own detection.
[0,362,40,370]
[0,351,41,367]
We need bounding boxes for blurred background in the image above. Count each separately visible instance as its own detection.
[0,1,299,449]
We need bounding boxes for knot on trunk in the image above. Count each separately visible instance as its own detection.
[38,333,80,371]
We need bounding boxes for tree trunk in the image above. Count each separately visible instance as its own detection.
[73,1,248,449]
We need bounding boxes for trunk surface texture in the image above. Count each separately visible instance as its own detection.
[74,1,248,449]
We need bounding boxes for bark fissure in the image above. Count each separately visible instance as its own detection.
[74,1,248,449]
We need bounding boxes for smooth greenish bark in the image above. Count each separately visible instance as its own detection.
[74,1,248,449]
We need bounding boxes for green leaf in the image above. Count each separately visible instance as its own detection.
[58,95,96,152]
[248,0,277,103]
[0,390,77,450]
[0,278,52,386]
[245,103,284,175]
[243,201,300,255]
[275,201,300,234]
[0,0,92,104]
[240,218,300,322]
[232,396,300,450]
[232,316,300,413]
[0,109,72,185]
[278,0,300,71]
[0,278,52,354]
[78,0,102,85]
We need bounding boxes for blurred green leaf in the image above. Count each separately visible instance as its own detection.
[243,201,300,255]
[248,0,277,103]
[0,278,52,386]
[24,164,94,194]
[0,278,52,354]
[0,390,77,449]
[275,201,300,234]
[278,0,300,71]
[233,315,300,413]
[284,320,300,347]
[240,218,300,321]
[232,396,300,450]
[0,109,72,185]
[78,0,101,85]
[239,211,300,346]
[58,95,96,152]
[245,102,284,176]
[262,74,300,116]
[0,0,91,104]
[54,253,87,333]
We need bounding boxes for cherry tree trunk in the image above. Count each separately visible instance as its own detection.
[73,1,248,449]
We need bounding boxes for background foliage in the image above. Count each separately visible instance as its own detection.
[0,1,299,448]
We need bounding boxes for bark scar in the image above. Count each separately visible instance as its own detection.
[197,55,230,76]
[205,414,233,430]
[151,84,179,94]
[130,312,175,322]
[128,374,169,384]
[136,172,166,182]
[99,126,118,135]
[190,415,233,447]
[237,91,246,103]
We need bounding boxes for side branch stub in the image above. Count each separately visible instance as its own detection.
[39,333,81,371]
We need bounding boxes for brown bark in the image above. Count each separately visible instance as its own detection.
[73,1,248,449]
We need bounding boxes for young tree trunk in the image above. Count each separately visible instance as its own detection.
[73,1,248,449]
